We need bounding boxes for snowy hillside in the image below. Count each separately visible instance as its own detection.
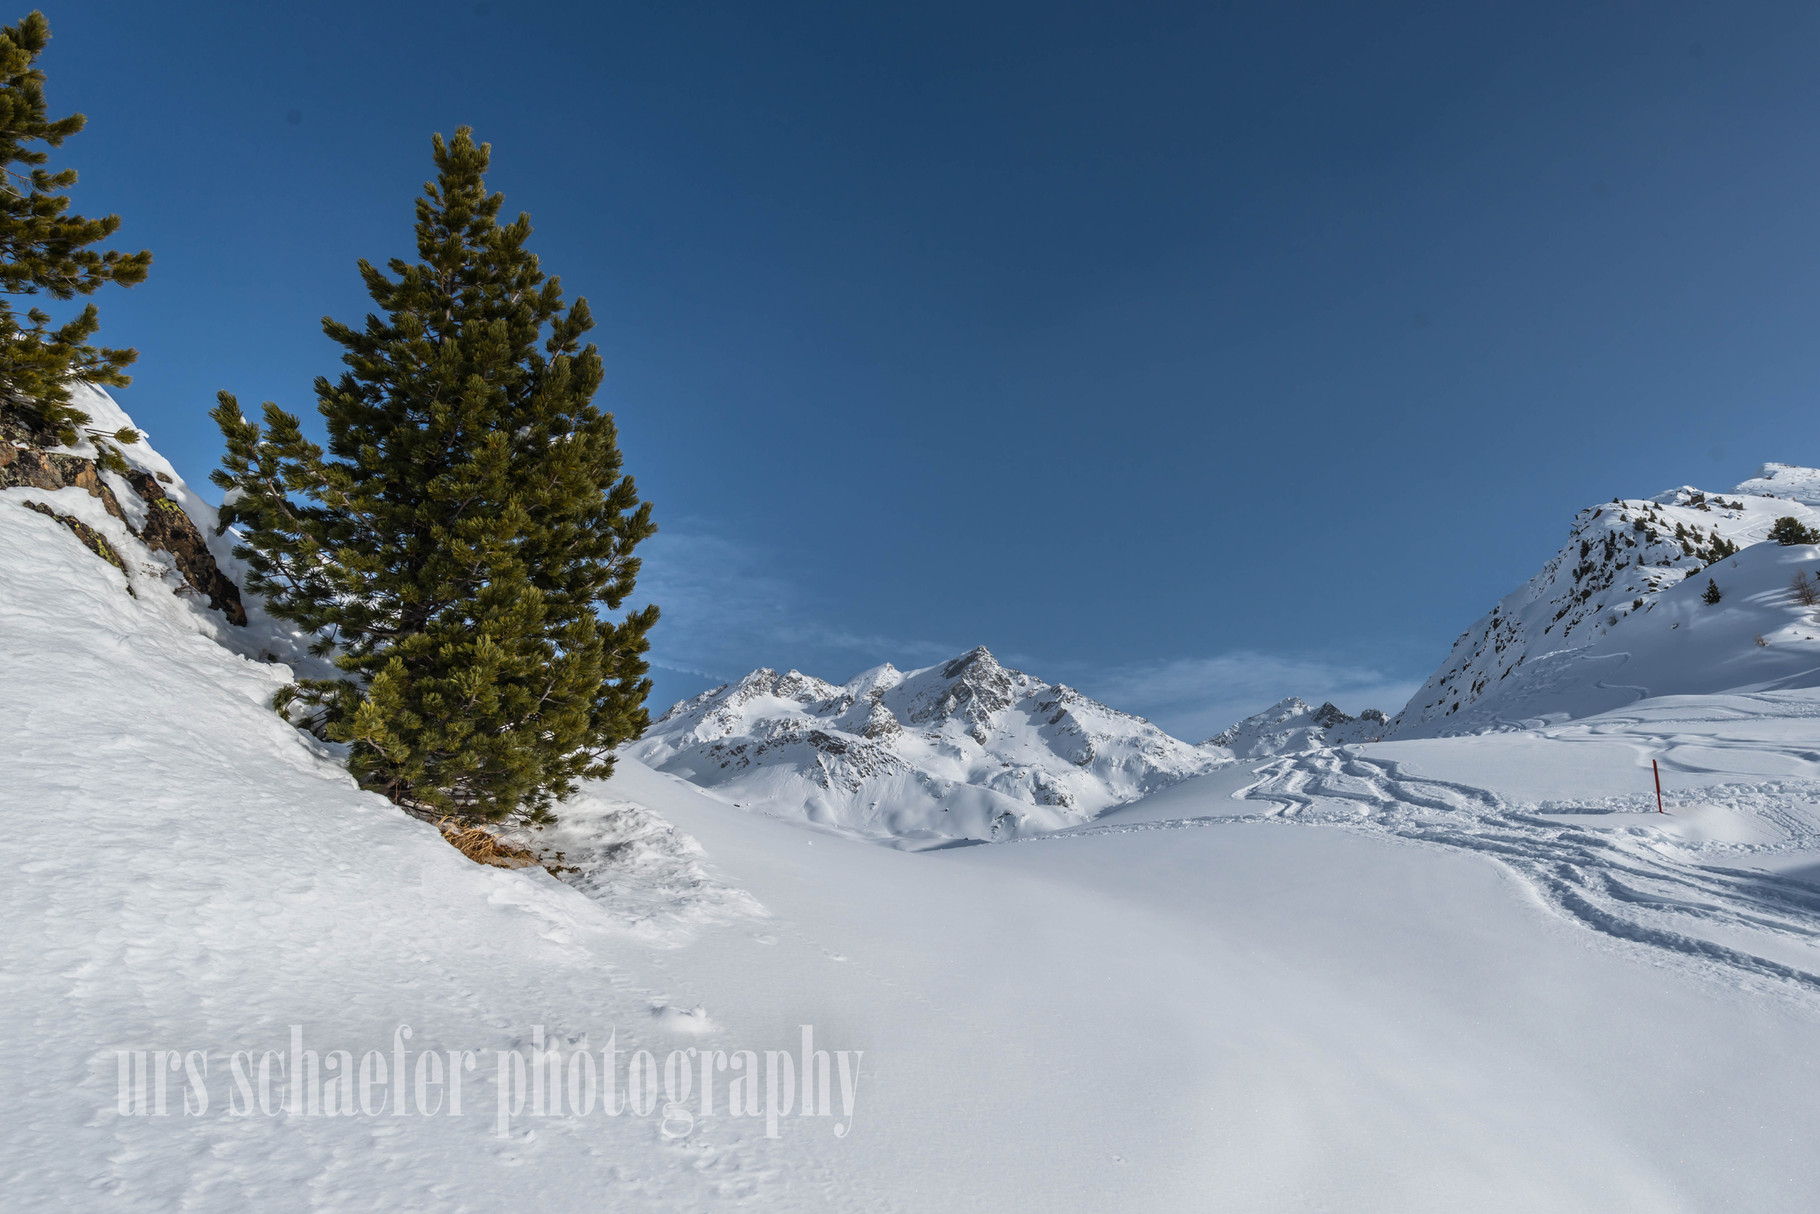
[1202,696,1390,758]
[1392,466,1820,737]
[629,646,1227,842]
[15,394,1820,1211]
[1736,461,1820,503]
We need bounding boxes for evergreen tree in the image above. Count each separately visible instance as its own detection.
[1702,578,1723,605]
[212,128,658,823]
[0,11,150,446]
[1769,516,1820,546]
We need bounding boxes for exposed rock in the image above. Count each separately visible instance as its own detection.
[1,443,126,519]
[906,645,1018,728]
[856,698,902,740]
[2,392,249,628]
[125,471,247,626]
[1308,701,1353,729]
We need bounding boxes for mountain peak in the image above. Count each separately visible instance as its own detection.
[842,661,905,700]
[1203,696,1386,757]
[633,650,1225,842]
[940,645,999,679]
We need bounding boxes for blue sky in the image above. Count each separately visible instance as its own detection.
[40,1,1820,737]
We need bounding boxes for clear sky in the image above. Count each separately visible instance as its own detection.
[38,1,1820,737]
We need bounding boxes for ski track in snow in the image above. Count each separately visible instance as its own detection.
[1246,752,1820,994]
[1033,706,1820,999]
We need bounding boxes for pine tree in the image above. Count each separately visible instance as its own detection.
[1769,516,1820,546]
[212,128,658,823]
[1702,578,1723,605]
[0,11,150,446]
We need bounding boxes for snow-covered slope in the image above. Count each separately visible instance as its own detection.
[17,396,1820,1211]
[0,396,795,1212]
[1392,467,1820,737]
[1202,696,1390,758]
[629,646,1227,841]
[1735,460,1820,503]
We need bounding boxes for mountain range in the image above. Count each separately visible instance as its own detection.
[627,646,1227,842]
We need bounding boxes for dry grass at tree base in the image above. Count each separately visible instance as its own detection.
[438,821,539,869]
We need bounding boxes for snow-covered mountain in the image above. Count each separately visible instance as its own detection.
[629,646,1228,842]
[1392,465,1820,737]
[1202,696,1390,758]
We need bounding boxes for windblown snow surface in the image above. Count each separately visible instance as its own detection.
[9,402,1820,1211]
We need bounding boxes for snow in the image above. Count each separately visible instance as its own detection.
[10,395,1820,1210]
[642,746,1820,1211]
[1202,694,1390,757]
[1734,461,1820,504]
[1393,469,1820,736]
[630,646,1227,842]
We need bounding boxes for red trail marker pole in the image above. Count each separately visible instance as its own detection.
[1653,759,1664,814]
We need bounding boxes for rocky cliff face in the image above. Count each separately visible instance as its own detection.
[630,646,1228,842]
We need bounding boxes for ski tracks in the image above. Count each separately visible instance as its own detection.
[1126,747,1820,997]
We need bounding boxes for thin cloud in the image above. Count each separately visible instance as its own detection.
[635,526,957,684]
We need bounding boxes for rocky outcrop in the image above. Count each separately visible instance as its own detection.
[3,436,247,626]
[1,442,127,519]
[126,471,246,626]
